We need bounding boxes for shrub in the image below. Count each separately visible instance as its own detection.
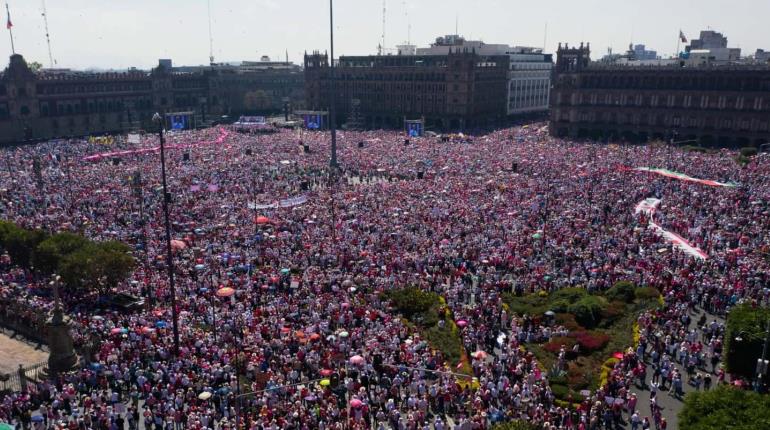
[740,147,758,157]
[572,331,610,352]
[550,383,569,400]
[556,313,583,331]
[491,421,539,430]
[383,287,441,322]
[634,286,661,301]
[682,145,707,153]
[551,287,588,303]
[543,336,577,354]
[606,280,636,303]
[599,357,620,387]
[600,301,626,324]
[568,296,606,328]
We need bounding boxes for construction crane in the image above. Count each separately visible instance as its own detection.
[41,0,55,68]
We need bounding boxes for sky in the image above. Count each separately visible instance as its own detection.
[1,0,768,70]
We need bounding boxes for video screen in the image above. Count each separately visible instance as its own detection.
[304,114,322,130]
[407,121,423,137]
[170,114,189,130]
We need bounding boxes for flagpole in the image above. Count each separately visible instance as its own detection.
[676,30,680,59]
[5,2,14,54]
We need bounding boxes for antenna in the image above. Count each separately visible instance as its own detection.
[455,14,458,35]
[207,0,215,65]
[41,0,55,68]
[381,0,386,54]
[543,21,547,52]
[403,0,410,45]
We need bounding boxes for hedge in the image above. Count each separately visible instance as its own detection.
[724,304,770,378]
[679,386,770,430]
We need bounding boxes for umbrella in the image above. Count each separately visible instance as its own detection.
[349,355,365,365]
[110,327,123,335]
[195,264,206,271]
[310,333,321,341]
[472,350,488,360]
[0,423,15,430]
[304,395,317,402]
[350,399,363,408]
[216,287,235,297]
[156,321,168,329]
[612,352,624,360]
[319,379,330,387]
[295,330,306,338]
[338,331,349,338]
[456,320,468,328]
[320,369,333,377]
[544,310,556,317]
[141,327,155,335]
[532,233,542,240]
[281,268,291,274]
[256,216,270,225]
[198,391,212,400]
[170,239,187,250]
[31,416,44,423]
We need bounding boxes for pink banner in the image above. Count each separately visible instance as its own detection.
[634,198,708,260]
[82,128,230,162]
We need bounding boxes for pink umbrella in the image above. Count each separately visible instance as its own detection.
[216,287,235,297]
[170,240,187,250]
[350,399,363,408]
[320,369,333,377]
[456,320,468,328]
[110,328,123,335]
[349,355,365,365]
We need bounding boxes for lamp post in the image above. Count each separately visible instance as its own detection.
[328,0,338,169]
[152,112,180,356]
[734,321,770,392]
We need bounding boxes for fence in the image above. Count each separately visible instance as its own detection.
[0,360,47,393]
[0,300,50,345]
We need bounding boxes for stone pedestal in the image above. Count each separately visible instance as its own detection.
[45,302,79,376]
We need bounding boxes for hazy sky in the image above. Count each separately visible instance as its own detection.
[1,0,768,70]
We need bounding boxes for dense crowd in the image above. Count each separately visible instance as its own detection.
[0,123,769,430]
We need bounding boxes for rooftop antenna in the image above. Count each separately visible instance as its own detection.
[455,14,458,35]
[41,0,55,68]
[207,0,215,65]
[543,21,547,52]
[381,0,386,54]
[403,0,410,45]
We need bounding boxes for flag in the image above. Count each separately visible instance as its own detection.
[5,4,11,30]
[679,30,687,43]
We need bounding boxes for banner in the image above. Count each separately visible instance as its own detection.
[634,197,708,260]
[633,167,737,188]
[248,194,308,210]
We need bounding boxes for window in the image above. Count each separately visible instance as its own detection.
[19,105,30,116]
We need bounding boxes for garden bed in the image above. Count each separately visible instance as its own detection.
[503,282,660,404]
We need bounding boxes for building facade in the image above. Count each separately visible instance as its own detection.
[416,36,552,116]
[549,44,770,147]
[304,50,509,130]
[0,54,304,144]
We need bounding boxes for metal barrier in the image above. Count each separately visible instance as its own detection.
[0,360,47,393]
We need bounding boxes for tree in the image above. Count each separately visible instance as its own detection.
[33,232,89,275]
[724,304,770,379]
[59,241,135,294]
[5,228,48,269]
[679,386,770,430]
[28,61,43,72]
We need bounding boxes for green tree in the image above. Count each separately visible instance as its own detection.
[27,61,43,72]
[33,232,89,275]
[606,280,636,303]
[679,386,770,430]
[59,241,135,294]
[724,304,770,379]
[5,227,48,269]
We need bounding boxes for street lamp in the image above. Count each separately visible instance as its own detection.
[328,0,338,169]
[152,112,181,356]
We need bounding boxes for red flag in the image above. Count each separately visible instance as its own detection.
[5,4,11,30]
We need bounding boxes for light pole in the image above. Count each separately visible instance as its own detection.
[152,112,181,356]
[328,0,338,169]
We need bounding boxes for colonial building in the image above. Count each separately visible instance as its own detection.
[304,49,509,130]
[550,43,770,147]
[0,54,304,144]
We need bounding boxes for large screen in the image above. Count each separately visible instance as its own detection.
[303,114,323,130]
[170,114,190,130]
[406,121,423,137]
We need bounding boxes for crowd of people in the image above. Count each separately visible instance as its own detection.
[0,122,769,430]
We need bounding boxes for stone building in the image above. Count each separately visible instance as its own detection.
[0,54,304,144]
[550,44,770,147]
[304,50,509,130]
